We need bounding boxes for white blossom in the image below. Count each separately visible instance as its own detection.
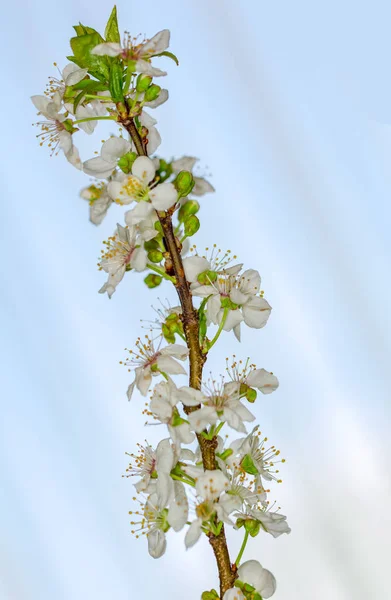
[108,156,177,210]
[231,426,285,484]
[223,589,245,600]
[80,181,112,225]
[188,380,255,434]
[149,379,199,445]
[92,30,170,77]
[248,507,291,538]
[31,94,82,169]
[226,358,279,396]
[98,223,147,297]
[237,560,276,599]
[125,339,189,400]
[83,136,131,179]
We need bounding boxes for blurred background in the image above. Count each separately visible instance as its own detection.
[1,1,391,598]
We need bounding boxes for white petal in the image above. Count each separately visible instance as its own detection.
[188,407,217,433]
[156,355,187,375]
[145,125,162,155]
[130,247,147,272]
[135,59,167,77]
[147,529,167,558]
[125,202,154,226]
[192,176,215,196]
[156,473,173,507]
[150,182,178,211]
[183,256,211,283]
[223,589,245,600]
[184,519,202,548]
[176,386,204,407]
[168,481,189,531]
[246,369,279,394]
[221,308,244,331]
[91,42,122,56]
[101,136,131,162]
[242,297,272,329]
[63,64,88,86]
[126,380,136,401]
[142,29,170,56]
[230,288,249,305]
[196,470,230,500]
[64,143,82,170]
[31,95,51,117]
[132,156,156,184]
[143,88,169,108]
[135,367,152,396]
[190,284,215,298]
[237,561,276,598]
[170,422,195,444]
[239,269,261,296]
[160,344,189,360]
[75,105,97,134]
[83,156,115,179]
[171,156,198,173]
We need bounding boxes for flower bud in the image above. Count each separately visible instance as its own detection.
[201,590,219,600]
[184,214,200,237]
[117,151,137,174]
[178,199,200,222]
[162,323,176,344]
[147,250,164,263]
[144,274,162,288]
[144,238,160,251]
[136,73,152,92]
[174,170,194,198]
[144,84,161,102]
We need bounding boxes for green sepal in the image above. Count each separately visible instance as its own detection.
[156,50,179,65]
[162,324,176,344]
[171,409,187,427]
[144,273,162,288]
[243,583,256,593]
[239,383,257,403]
[197,269,217,284]
[117,151,137,173]
[220,296,238,310]
[184,215,200,237]
[104,5,120,43]
[109,62,124,102]
[241,453,259,476]
[244,518,261,537]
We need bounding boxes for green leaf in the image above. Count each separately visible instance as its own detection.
[156,50,179,65]
[73,24,101,37]
[70,32,110,81]
[104,6,120,43]
[71,79,108,92]
[73,89,87,112]
[109,62,124,102]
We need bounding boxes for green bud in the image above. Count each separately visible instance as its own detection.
[154,221,164,234]
[178,199,200,221]
[136,73,152,92]
[241,453,259,476]
[117,151,137,174]
[162,324,176,344]
[144,238,160,251]
[144,84,161,102]
[174,170,194,198]
[184,214,200,237]
[201,590,219,600]
[144,274,162,288]
[197,269,217,284]
[147,250,164,263]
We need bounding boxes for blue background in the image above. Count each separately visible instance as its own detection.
[1,1,390,598]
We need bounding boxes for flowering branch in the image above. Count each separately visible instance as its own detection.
[31,6,290,599]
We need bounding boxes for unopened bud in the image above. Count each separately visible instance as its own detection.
[201,590,219,600]
[118,151,137,174]
[144,84,161,102]
[197,270,217,284]
[178,199,200,221]
[174,170,194,198]
[162,324,175,344]
[147,250,164,263]
[136,74,152,92]
[144,274,162,288]
[184,214,200,237]
[144,238,160,251]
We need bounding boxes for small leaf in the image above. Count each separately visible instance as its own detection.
[104,6,121,43]
[156,50,179,65]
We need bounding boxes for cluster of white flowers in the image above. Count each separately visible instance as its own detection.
[32,7,289,599]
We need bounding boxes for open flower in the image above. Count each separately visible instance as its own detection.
[124,337,189,400]
[149,379,201,444]
[185,469,230,548]
[226,358,279,396]
[237,560,276,599]
[245,506,291,538]
[80,181,113,225]
[98,223,147,297]
[83,136,131,178]
[188,380,255,434]
[92,30,170,77]
[31,94,81,169]
[191,267,271,341]
[231,426,285,484]
[108,156,177,210]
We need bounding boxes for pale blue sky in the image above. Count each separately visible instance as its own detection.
[1,1,391,599]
